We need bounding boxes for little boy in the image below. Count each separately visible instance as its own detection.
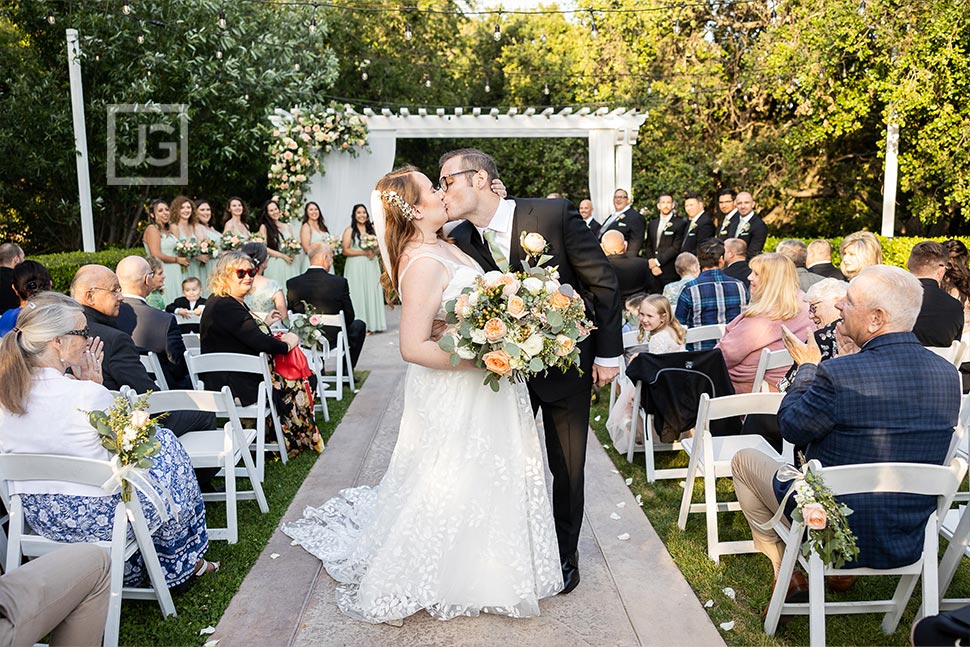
[165,277,206,333]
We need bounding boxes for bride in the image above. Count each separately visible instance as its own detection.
[282,166,563,624]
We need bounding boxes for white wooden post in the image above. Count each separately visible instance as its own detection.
[880,118,899,238]
[66,29,95,252]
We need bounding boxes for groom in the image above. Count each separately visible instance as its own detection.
[441,149,623,593]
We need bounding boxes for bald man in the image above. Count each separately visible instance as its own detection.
[721,191,767,256]
[578,199,601,237]
[601,230,651,299]
[115,256,189,388]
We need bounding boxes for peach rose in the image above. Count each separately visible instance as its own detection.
[130,410,151,428]
[507,295,527,319]
[549,291,572,308]
[521,232,547,255]
[802,502,827,530]
[497,274,520,296]
[555,334,576,356]
[483,318,508,341]
[454,294,470,318]
[483,350,512,375]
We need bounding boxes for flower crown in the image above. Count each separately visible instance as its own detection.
[381,190,417,222]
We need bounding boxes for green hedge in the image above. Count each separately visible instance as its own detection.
[31,247,350,294]
[764,236,970,268]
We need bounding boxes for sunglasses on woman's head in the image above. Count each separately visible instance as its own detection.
[235,267,259,279]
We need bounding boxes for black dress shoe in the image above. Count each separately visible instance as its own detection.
[560,554,580,594]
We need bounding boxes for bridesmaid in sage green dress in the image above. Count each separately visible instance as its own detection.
[170,195,210,292]
[258,199,297,285]
[194,199,222,295]
[142,199,188,302]
[289,217,308,277]
[341,203,386,332]
[300,201,331,271]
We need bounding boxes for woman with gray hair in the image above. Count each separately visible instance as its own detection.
[778,277,851,391]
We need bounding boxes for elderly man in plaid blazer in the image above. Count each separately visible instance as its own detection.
[731,265,960,600]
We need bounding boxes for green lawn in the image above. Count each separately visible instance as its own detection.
[589,396,970,646]
[118,373,365,647]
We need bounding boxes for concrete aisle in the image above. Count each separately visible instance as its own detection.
[213,307,725,647]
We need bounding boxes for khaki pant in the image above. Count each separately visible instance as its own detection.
[0,544,111,647]
[732,447,789,575]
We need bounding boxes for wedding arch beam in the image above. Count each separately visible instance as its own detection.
[277,106,647,230]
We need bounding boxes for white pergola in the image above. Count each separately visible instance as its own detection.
[291,106,648,229]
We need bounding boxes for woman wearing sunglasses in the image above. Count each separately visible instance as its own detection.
[199,252,322,456]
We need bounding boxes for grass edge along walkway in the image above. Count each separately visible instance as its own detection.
[118,372,366,647]
[588,396,970,647]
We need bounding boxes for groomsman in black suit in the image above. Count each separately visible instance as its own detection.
[806,240,846,280]
[286,242,366,368]
[443,148,622,594]
[715,188,738,238]
[721,191,767,257]
[601,230,651,299]
[578,199,601,238]
[680,191,716,254]
[644,193,687,292]
[598,188,645,258]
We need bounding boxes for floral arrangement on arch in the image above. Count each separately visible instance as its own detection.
[266,103,369,219]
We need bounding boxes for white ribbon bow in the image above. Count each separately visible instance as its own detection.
[101,455,180,523]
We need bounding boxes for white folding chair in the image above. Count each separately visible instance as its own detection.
[629,379,689,483]
[751,347,794,393]
[139,351,169,391]
[685,323,726,346]
[608,330,642,412]
[302,341,333,423]
[948,393,970,503]
[185,351,287,477]
[677,392,788,562]
[181,333,200,352]
[928,340,967,367]
[0,453,176,647]
[316,312,356,400]
[765,458,967,646]
[136,388,269,544]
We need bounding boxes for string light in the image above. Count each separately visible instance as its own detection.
[136,30,144,44]
[590,11,598,39]
[424,74,431,88]
[215,45,223,59]
[218,10,227,29]
[309,17,316,33]
[543,82,549,95]
[493,22,501,41]
[405,22,412,40]
[484,78,491,93]
[122,1,131,16]
[46,10,55,24]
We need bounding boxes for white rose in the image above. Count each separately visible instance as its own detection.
[519,334,545,358]
[467,291,479,305]
[523,277,544,295]
[471,329,487,345]
[460,304,474,318]
[545,281,559,295]
[510,357,526,370]
[456,346,477,360]
[482,271,504,288]
[521,232,547,255]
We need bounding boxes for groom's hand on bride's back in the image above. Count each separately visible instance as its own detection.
[429,319,447,342]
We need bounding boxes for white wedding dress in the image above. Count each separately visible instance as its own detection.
[282,251,563,623]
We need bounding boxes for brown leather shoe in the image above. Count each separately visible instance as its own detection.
[763,570,809,620]
[827,575,857,593]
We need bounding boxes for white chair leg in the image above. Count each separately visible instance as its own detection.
[5,497,23,570]
[334,345,344,401]
[238,435,269,514]
[224,454,238,545]
[883,573,920,635]
[808,551,827,647]
[764,523,802,635]
[103,505,128,647]
[677,443,700,530]
[704,463,720,563]
[127,503,175,617]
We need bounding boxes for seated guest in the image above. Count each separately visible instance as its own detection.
[601,230,651,300]
[166,277,206,334]
[115,255,190,389]
[777,278,850,395]
[943,239,970,336]
[908,241,964,348]
[241,242,287,323]
[839,230,882,279]
[806,239,845,280]
[675,239,748,350]
[0,292,217,589]
[70,265,212,437]
[622,293,646,334]
[0,243,24,315]
[723,237,751,289]
[716,253,814,394]
[732,266,959,604]
[144,256,168,310]
[776,239,824,292]
[0,260,52,336]
[662,252,699,308]
[0,543,110,647]
[286,241,366,368]
[201,251,322,456]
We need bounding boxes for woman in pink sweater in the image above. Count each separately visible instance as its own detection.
[716,253,815,393]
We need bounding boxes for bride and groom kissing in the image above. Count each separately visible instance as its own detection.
[284,148,623,624]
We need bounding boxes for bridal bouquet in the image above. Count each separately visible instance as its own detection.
[438,233,592,391]
[358,233,379,251]
[288,302,329,350]
[174,238,201,259]
[326,233,343,255]
[792,471,859,568]
[280,237,303,256]
[197,237,215,257]
[85,394,164,503]
[220,231,247,251]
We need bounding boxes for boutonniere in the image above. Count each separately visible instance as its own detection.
[616,212,626,220]
[737,221,750,236]
[688,220,698,233]
[520,231,554,268]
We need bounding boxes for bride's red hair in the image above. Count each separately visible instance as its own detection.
[376,165,422,300]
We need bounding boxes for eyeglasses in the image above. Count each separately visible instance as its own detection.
[435,169,480,193]
[90,286,122,295]
[808,301,821,315]
[718,199,735,205]
[235,267,259,279]
[63,327,90,339]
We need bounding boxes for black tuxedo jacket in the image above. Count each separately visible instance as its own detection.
[808,262,845,281]
[599,206,645,258]
[82,306,158,393]
[912,278,964,348]
[681,212,716,254]
[450,198,623,401]
[286,268,356,345]
[644,216,687,285]
[724,260,751,290]
[585,218,602,238]
[723,213,768,257]
[608,255,651,300]
[116,297,189,388]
